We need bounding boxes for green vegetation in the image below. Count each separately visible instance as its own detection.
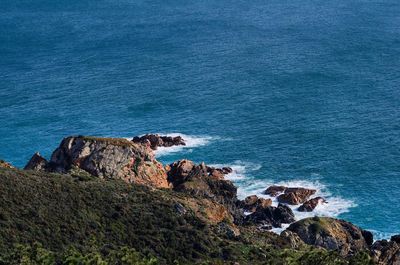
[0,168,373,264]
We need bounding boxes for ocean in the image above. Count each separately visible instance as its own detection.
[1,0,399,239]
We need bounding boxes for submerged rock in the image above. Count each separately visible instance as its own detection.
[277,187,316,205]
[298,197,326,212]
[132,134,185,150]
[48,136,169,187]
[287,217,372,256]
[24,152,48,171]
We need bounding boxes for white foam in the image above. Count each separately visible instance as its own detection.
[209,160,262,181]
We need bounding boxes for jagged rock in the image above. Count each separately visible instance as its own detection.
[0,160,14,169]
[371,239,400,265]
[241,195,272,213]
[264,185,286,196]
[245,203,295,229]
[168,160,242,223]
[392,235,400,244]
[287,217,372,256]
[48,136,168,187]
[24,152,48,171]
[277,187,316,205]
[280,230,305,249]
[131,134,185,150]
[298,197,326,212]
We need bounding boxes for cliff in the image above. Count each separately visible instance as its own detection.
[0,135,396,264]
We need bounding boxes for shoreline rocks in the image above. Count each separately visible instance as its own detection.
[24,152,48,171]
[298,197,327,212]
[245,203,295,229]
[132,134,185,150]
[277,187,316,205]
[287,217,372,256]
[0,160,14,169]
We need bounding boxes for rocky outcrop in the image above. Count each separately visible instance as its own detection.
[298,197,326,212]
[24,152,48,171]
[371,238,400,265]
[0,160,14,169]
[245,204,295,229]
[287,217,372,256]
[280,230,305,249]
[264,185,286,196]
[167,160,241,223]
[132,134,185,150]
[47,136,169,187]
[277,187,316,205]
[240,195,272,213]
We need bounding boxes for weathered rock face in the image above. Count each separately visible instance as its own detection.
[264,185,286,196]
[371,239,400,265]
[277,187,316,205]
[241,195,272,213]
[0,160,14,169]
[131,134,185,150]
[245,203,295,229]
[287,217,372,256]
[298,197,326,212]
[24,152,48,171]
[167,160,242,223]
[280,230,305,249]
[48,136,168,188]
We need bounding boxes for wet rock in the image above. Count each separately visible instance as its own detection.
[132,134,185,150]
[245,203,295,229]
[24,152,48,171]
[241,195,272,213]
[391,235,400,244]
[287,217,371,256]
[48,136,168,187]
[371,239,400,265]
[277,187,316,205]
[298,197,326,212]
[264,185,286,196]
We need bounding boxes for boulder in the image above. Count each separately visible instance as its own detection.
[371,239,400,265]
[287,217,372,256]
[0,160,14,169]
[245,203,295,229]
[392,235,400,244]
[264,185,286,196]
[24,152,48,171]
[131,134,185,150]
[241,195,272,213]
[298,197,326,212]
[280,230,305,249]
[277,187,316,205]
[48,136,168,187]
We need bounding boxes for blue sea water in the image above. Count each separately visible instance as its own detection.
[1,0,400,239]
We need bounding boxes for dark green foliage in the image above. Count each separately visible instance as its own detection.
[0,168,374,264]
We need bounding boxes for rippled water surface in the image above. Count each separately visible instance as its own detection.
[1,0,400,239]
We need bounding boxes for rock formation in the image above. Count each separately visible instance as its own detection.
[287,217,372,256]
[264,185,286,196]
[298,197,326,212]
[245,203,295,229]
[371,237,400,265]
[132,134,185,150]
[277,187,316,205]
[241,195,272,213]
[24,152,48,171]
[41,136,168,187]
[0,160,14,169]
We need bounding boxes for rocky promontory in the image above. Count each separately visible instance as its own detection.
[0,134,396,264]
